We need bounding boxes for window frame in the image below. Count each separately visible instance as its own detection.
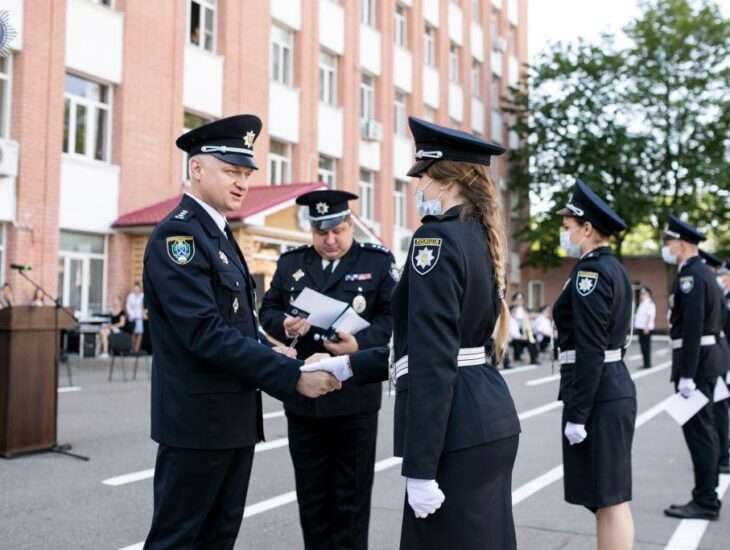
[359,74,375,123]
[449,43,460,83]
[424,25,436,67]
[0,223,5,286]
[360,0,376,27]
[358,169,375,221]
[394,91,407,137]
[318,50,338,106]
[471,58,481,96]
[270,23,294,86]
[63,73,113,163]
[317,155,336,188]
[188,0,217,53]
[394,4,407,48]
[394,181,406,228]
[0,55,12,140]
[58,231,107,315]
[268,140,292,185]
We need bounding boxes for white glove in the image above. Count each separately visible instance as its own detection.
[299,355,353,382]
[406,478,445,519]
[564,422,588,445]
[678,377,696,398]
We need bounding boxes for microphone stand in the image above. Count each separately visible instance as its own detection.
[13,268,88,461]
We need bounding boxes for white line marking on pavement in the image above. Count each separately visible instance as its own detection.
[518,401,562,420]
[630,361,671,381]
[663,474,730,550]
[526,373,561,386]
[627,354,642,362]
[527,359,671,387]
[103,438,290,486]
[118,544,143,550]
[501,365,539,376]
[657,348,670,355]
[512,465,564,505]
[58,386,82,393]
[263,410,285,420]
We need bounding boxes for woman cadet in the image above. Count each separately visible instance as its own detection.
[302,117,522,549]
[554,179,637,550]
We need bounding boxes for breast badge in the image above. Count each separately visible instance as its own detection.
[352,295,367,314]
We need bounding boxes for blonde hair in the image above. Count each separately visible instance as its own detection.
[423,161,510,362]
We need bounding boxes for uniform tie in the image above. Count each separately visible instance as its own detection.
[323,260,334,282]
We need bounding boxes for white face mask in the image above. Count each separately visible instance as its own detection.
[415,178,444,217]
[661,245,678,265]
[560,228,586,258]
[717,276,727,291]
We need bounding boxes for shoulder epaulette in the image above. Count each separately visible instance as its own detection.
[359,242,391,254]
[281,244,311,257]
[170,208,194,222]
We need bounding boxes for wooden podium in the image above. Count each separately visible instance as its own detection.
[0,306,76,457]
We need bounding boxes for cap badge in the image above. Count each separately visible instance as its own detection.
[315,202,330,215]
[243,131,255,148]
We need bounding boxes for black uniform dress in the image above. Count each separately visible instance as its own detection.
[670,255,726,510]
[259,241,396,550]
[142,195,303,549]
[387,205,520,550]
[719,288,730,470]
[554,246,637,511]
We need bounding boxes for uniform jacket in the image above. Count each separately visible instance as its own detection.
[554,246,636,424]
[723,289,730,342]
[391,205,520,480]
[143,195,302,450]
[259,241,396,417]
[669,255,726,381]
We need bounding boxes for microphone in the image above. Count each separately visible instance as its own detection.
[9,263,32,271]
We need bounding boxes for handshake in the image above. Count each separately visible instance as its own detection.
[295,353,353,398]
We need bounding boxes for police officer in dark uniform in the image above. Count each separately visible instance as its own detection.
[554,179,636,549]
[303,117,522,550]
[662,215,725,520]
[259,190,396,550]
[719,259,730,474]
[142,114,340,549]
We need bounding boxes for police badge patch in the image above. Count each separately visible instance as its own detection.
[411,238,442,275]
[679,275,694,294]
[166,236,195,265]
[576,271,599,297]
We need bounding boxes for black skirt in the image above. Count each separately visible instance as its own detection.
[562,397,637,510]
[400,435,519,550]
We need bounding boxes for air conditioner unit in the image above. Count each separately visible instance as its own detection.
[492,37,507,53]
[0,139,19,178]
[360,120,383,142]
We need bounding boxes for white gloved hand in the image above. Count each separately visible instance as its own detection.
[678,377,696,398]
[406,478,445,519]
[299,355,353,382]
[564,422,588,445]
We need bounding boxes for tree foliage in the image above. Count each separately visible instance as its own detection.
[506,0,730,267]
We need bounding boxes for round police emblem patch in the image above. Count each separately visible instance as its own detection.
[353,295,367,314]
[166,236,195,265]
[679,276,694,294]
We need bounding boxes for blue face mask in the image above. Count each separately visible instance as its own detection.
[415,178,444,217]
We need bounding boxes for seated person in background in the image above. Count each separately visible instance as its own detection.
[28,288,45,307]
[99,295,127,359]
[532,305,553,353]
[509,305,539,364]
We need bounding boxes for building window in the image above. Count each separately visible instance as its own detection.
[270,24,293,86]
[182,112,214,182]
[63,73,111,162]
[471,0,480,19]
[0,223,5,285]
[424,25,436,67]
[394,181,406,227]
[359,74,375,123]
[394,91,407,136]
[189,0,216,52]
[490,77,500,110]
[268,140,291,185]
[58,231,106,315]
[471,59,481,96]
[318,155,336,188]
[449,43,460,83]
[360,0,376,27]
[491,8,499,41]
[318,50,337,106]
[423,106,435,123]
[0,56,11,139]
[359,169,374,221]
[394,4,407,48]
[527,280,545,310]
[449,118,460,129]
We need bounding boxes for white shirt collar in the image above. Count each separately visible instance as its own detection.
[186,193,228,236]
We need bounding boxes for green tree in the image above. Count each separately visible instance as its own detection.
[506,0,730,267]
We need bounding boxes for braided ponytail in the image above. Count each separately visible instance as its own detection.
[423,161,511,362]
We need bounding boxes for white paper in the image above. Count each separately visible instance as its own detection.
[288,287,349,329]
[664,391,710,426]
[726,370,730,385]
[331,307,371,336]
[714,376,730,403]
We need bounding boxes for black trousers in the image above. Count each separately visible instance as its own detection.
[287,411,379,550]
[144,444,255,550]
[400,436,519,550]
[681,379,720,510]
[715,397,729,469]
[639,332,652,368]
[512,340,538,364]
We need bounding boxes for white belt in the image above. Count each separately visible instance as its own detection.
[670,335,716,349]
[559,349,622,365]
[393,347,486,380]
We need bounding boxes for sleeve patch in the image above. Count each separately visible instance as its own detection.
[575,270,599,296]
[679,275,694,294]
[166,236,195,265]
[411,237,443,275]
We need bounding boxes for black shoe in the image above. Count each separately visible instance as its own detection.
[664,501,719,520]
[719,464,730,475]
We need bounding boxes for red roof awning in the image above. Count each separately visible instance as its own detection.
[113,182,326,229]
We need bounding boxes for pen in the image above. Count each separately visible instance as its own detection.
[286,333,301,353]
